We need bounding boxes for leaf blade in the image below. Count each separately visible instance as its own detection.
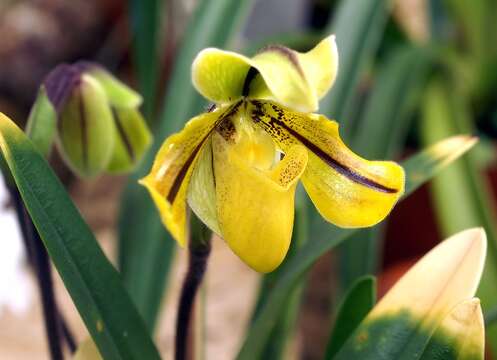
[321,0,391,138]
[420,77,497,354]
[0,113,161,360]
[335,228,486,359]
[128,0,162,121]
[324,276,377,359]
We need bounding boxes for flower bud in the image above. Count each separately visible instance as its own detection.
[106,107,151,173]
[55,72,115,177]
[41,62,152,177]
[75,61,143,108]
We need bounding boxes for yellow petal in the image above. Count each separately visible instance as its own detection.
[212,132,307,273]
[191,49,250,105]
[188,112,277,235]
[250,34,338,108]
[191,35,338,112]
[139,105,232,245]
[298,34,338,99]
[250,100,404,227]
[371,228,486,324]
[187,138,221,235]
[248,46,318,112]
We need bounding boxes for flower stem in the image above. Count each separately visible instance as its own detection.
[7,184,76,358]
[175,214,212,360]
[194,281,207,360]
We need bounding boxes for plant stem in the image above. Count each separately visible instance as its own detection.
[7,185,76,358]
[194,281,207,360]
[175,216,212,360]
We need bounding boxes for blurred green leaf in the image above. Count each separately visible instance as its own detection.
[471,136,497,168]
[157,0,254,128]
[236,135,477,360]
[429,0,451,41]
[444,0,497,59]
[338,45,431,293]
[440,0,497,100]
[0,114,160,360]
[118,0,255,332]
[128,0,163,121]
[324,276,376,359]
[321,0,391,139]
[421,78,497,355]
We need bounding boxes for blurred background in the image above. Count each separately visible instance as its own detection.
[1,0,497,359]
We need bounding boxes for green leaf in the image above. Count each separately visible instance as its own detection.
[236,135,476,360]
[335,228,486,360]
[420,78,497,355]
[118,0,255,332]
[338,45,431,293]
[128,0,162,121]
[0,114,160,360]
[324,276,376,359]
[321,0,391,139]
[444,0,497,60]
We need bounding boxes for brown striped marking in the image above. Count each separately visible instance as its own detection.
[112,108,135,161]
[166,101,242,204]
[250,102,398,194]
[258,45,304,77]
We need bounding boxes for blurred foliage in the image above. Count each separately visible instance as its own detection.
[2,0,497,358]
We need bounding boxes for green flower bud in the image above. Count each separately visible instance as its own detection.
[75,61,143,108]
[41,61,152,177]
[107,107,151,173]
[25,87,57,157]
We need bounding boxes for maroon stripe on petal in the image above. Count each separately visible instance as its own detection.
[112,108,135,161]
[166,101,242,204]
[43,64,82,112]
[250,102,398,194]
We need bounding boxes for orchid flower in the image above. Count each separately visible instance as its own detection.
[140,35,405,272]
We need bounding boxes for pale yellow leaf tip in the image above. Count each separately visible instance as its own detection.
[441,298,483,336]
[435,297,485,359]
[430,135,478,166]
[370,227,486,320]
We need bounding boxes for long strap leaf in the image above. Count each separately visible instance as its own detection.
[0,113,161,360]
